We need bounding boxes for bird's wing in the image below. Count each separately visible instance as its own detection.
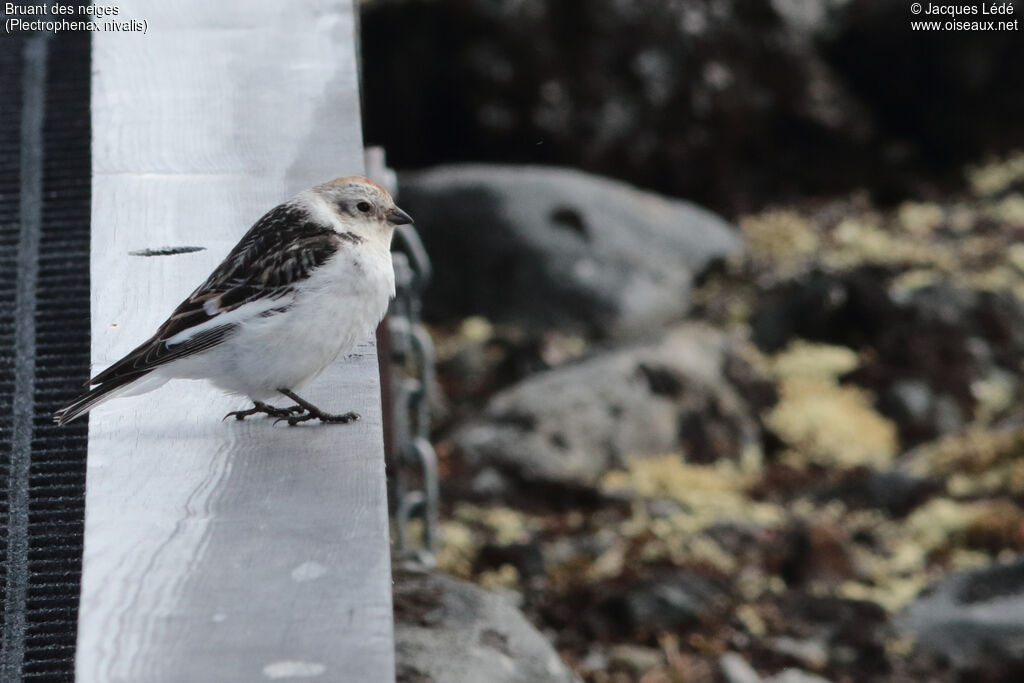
[87,204,342,387]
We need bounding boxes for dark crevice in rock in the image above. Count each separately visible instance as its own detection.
[637,362,685,398]
[549,207,588,240]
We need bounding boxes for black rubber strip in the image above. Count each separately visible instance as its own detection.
[0,26,92,681]
[23,30,92,680]
[2,33,48,683]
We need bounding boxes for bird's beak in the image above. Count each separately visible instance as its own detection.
[386,206,414,226]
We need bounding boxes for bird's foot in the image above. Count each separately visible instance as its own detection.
[224,401,305,421]
[275,409,360,427]
[275,404,307,416]
[273,388,360,427]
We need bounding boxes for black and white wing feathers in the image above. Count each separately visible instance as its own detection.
[91,204,342,385]
[54,204,343,424]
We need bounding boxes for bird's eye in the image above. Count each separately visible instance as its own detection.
[356,201,372,213]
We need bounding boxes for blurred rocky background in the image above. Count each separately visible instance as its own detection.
[361,0,1024,681]
[362,0,1024,213]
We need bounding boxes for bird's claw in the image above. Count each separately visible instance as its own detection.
[224,407,259,421]
[274,410,360,427]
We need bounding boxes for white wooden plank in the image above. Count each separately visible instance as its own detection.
[76,2,395,681]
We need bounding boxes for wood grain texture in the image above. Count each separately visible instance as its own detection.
[77,2,395,681]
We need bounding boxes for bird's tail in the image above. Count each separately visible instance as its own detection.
[53,371,165,426]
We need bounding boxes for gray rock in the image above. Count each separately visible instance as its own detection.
[720,653,836,683]
[719,652,762,683]
[765,670,833,683]
[898,559,1024,672]
[394,568,579,683]
[578,649,608,673]
[606,644,664,676]
[399,165,741,339]
[765,637,828,670]
[587,571,727,640]
[452,325,764,490]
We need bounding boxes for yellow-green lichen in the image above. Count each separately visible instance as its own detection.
[597,455,786,576]
[897,201,944,237]
[740,209,820,275]
[908,427,1024,497]
[766,342,897,469]
[824,216,955,271]
[967,151,1024,197]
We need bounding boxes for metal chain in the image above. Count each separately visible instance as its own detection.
[364,147,439,566]
[387,217,439,567]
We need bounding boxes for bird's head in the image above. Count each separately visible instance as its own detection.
[312,176,413,243]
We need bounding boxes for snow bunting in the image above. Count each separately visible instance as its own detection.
[54,176,412,426]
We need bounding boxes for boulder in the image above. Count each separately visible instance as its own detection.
[898,559,1024,676]
[452,325,767,493]
[394,568,579,683]
[399,165,741,339]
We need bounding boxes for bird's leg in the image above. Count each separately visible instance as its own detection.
[224,400,306,421]
[274,388,361,426]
